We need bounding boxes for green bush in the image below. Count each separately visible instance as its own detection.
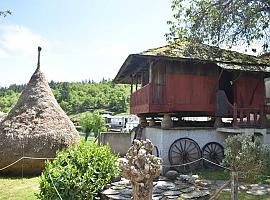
[223,134,263,180]
[39,141,119,200]
[262,145,270,176]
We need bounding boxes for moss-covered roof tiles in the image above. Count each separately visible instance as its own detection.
[114,40,270,83]
[141,40,269,66]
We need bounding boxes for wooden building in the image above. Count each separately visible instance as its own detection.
[114,41,270,128]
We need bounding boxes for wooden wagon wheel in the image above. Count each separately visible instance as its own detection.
[168,138,202,172]
[202,142,224,168]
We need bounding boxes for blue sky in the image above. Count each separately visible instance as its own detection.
[0,0,172,86]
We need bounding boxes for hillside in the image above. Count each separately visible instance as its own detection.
[0,80,130,115]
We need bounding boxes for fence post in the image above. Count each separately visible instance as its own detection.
[231,171,239,200]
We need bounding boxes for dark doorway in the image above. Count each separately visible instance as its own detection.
[219,70,234,104]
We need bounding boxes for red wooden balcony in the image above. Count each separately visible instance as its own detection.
[130,83,166,114]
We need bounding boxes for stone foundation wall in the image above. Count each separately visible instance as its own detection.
[144,127,228,173]
[99,132,131,156]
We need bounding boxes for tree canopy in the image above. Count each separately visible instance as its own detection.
[0,10,11,17]
[79,111,106,137]
[0,80,130,115]
[166,0,270,53]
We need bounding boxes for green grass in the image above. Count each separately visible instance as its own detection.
[80,135,96,145]
[196,168,270,184]
[0,177,39,200]
[196,168,230,180]
[218,191,270,200]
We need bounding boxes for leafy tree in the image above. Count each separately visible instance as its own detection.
[0,10,11,17]
[216,135,264,200]
[166,0,270,52]
[0,90,20,113]
[79,111,106,140]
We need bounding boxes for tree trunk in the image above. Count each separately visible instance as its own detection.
[231,171,239,200]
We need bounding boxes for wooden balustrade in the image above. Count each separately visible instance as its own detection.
[131,84,151,108]
[232,103,264,128]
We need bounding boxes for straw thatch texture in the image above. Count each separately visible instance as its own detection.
[0,68,80,176]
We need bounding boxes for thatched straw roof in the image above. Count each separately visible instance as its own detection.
[0,48,80,175]
[114,40,270,84]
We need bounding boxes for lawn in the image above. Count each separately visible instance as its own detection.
[0,177,39,200]
[197,168,270,184]
[218,191,270,200]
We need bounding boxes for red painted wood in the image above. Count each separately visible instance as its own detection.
[165,74,217,107]
[234,77,265,107]
[130,72,268,127]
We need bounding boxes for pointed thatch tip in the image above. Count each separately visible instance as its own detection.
[36,46,42,71]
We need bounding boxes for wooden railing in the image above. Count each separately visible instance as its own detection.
[232,103,264,128]
[221,94,265,128]
[131,84,151,107]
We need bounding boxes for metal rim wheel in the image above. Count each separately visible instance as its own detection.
[168,138,202,172]
[202,142,224,168]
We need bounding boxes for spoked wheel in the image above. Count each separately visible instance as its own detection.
[168,138,201,172]
[202,142,224,168]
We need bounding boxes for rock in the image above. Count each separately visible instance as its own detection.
[155,181,176,190]
[246,189,269,196]
[178,175,196,184]
[165,170,179,180]
[163,190,182,196]
[111,185,126,190]
[181,187,195,193]
[181,190,210,199]
[111,176,121,183]
[106,194,130,200]
[239,185,247,191]
[191,175,199,179]
[102,188,120,195]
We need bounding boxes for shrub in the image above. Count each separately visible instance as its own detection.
[223,134,263,179]
[39,141,119,200]
[262,145,270,176]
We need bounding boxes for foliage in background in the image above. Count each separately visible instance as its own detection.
[0,10,11,17]
[223,134,263,180]
[262,145,270,176]
[79,111,106,137]
[166,0,270,53]
[0,80,130,115]
[39,141,119,200]
[0,89,20,113]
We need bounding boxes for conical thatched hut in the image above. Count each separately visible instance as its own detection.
[0,47,80,175]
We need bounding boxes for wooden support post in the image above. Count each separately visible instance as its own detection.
[149,117,155,127]
[130,75,133,94]
[231,171,239,200]
[233,103,238,128]
[141,71,144,87]
[239,110,243,124]
[135,74,138,91]
[247,111,251,124]
[161,113,173,129]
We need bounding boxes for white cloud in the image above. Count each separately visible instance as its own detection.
[0,25,50,57]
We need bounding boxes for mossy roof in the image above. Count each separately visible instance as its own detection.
[114,41,270,84]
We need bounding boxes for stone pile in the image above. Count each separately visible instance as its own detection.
[102,175,211,200]
[102,175,270,199]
